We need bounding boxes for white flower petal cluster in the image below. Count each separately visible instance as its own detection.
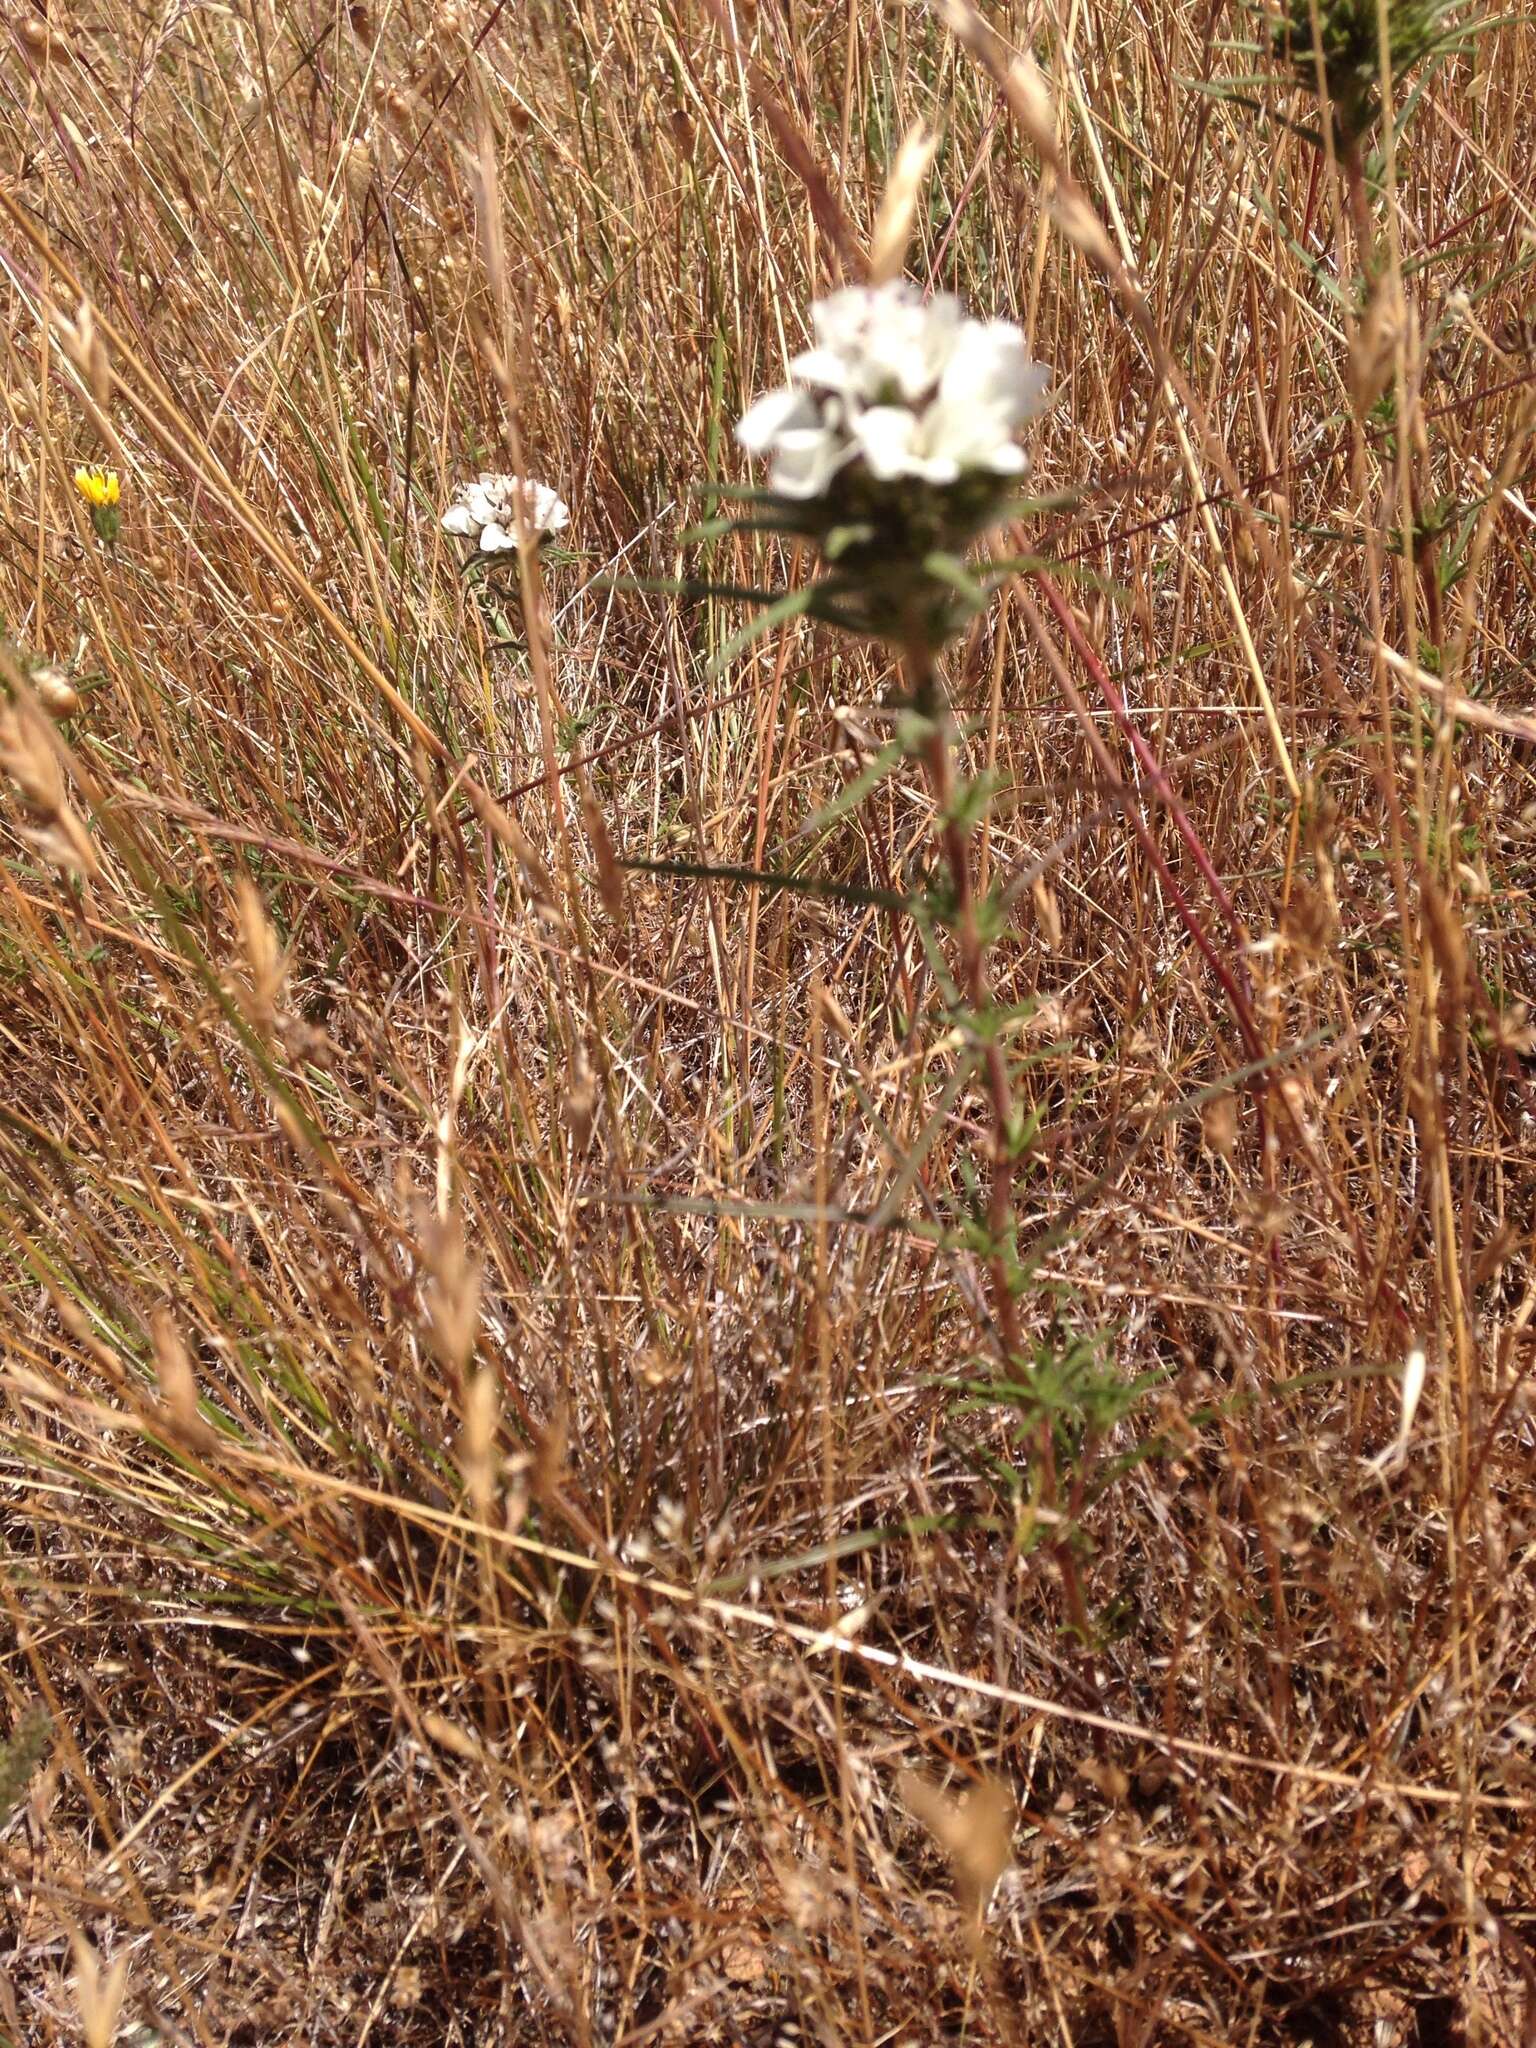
[441,474,570,551]
[737,283,1048,501]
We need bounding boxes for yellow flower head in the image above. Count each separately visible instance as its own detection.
[73,465,121,510]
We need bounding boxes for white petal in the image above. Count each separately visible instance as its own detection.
[478,522,519,552]
[920,395,1030,474]
[805,282,964,404]
[849,405,922,480]
[867,292,962,402]
[809,285,884,354]
[939,322,1049,427]
[542,495,571,533]
[896,430,962,484]
[769,427,853,499]
[441,504,479,535]
[465,482,500,524]
[736,386,817,452]
[788,346,861,393]
[900,290,965,393]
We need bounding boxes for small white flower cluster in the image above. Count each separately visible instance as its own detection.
[441,474,570,552]
[736,282,1048,502]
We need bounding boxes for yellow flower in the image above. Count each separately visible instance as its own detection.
[73,465,121,509]
[72,464,122,544]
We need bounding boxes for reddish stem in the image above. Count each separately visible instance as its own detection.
[1025,577,1267,1070]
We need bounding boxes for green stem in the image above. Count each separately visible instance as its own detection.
[904,635,1023,1368]
[902,634,1099,1666]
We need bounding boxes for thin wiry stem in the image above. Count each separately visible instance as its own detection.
[1029,569,1267,1065]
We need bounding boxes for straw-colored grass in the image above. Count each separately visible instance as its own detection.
[2,0,1534,2040]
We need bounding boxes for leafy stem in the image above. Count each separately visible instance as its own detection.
[900,625,1098,1661]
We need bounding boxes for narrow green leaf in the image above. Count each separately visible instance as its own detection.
[706,582,819,677]
[788,736,909,844]
[621,853,907,913]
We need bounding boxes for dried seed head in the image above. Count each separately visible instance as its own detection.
[1050,186,1117,271]
[1031,874,1063,951]
[1493,1002,1536,1056]
[1418,873,1467,997]
[58,298,112,407]
[421,1710,483,1761]
[1201,1091,1240,1159]
[898,1768,1015,1938]
[869,123,938,287]
[0,686,98,877]
[937,0,1057,163]
[634,1345,683,1388]
[1349,273,1405,417]
[566,1051,598,1150]
[341,134,372,194]
[467,782,562,923]
[150,1308,211,1446]
[235,874,286,1022]
[0,697,64,815]
[580,780,627,924]
[72,1935,130,2048]
[1004,49,1059,160]
[30,665,79,718]
[460,1364,499,1521]
[423,1209,482,1372]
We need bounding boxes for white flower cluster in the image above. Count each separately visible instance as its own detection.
[441,474,570,551]
[736,282,1048,502]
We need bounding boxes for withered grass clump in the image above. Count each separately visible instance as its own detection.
[2,0,1535,2044]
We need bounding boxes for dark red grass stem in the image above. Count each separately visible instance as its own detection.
[1020,580,1268,1073]
[1032,570,1260,1000]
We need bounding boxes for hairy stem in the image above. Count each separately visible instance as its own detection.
[906,639,1023,1367]
[904,633,1098,1663]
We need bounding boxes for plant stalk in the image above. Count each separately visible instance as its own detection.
[905,637,1024,1369]
[904,632,1098,1663]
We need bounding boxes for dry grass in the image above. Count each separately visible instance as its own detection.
[2,0,1535,2041]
